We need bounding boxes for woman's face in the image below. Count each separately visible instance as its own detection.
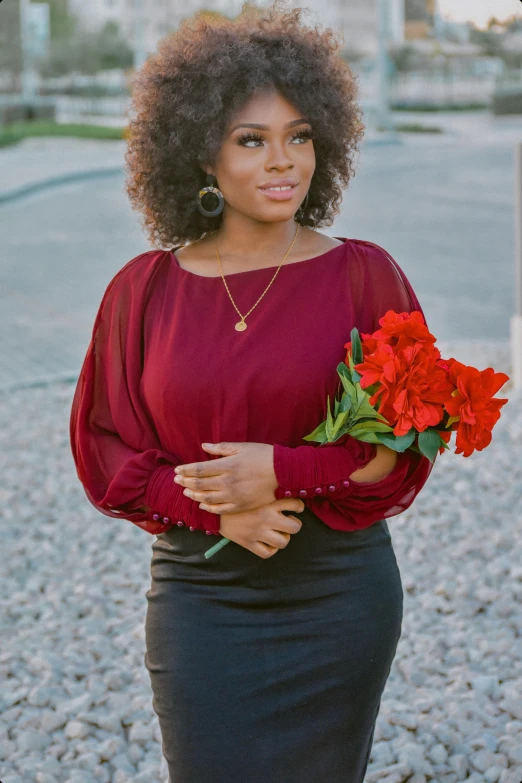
[208,89,316,224]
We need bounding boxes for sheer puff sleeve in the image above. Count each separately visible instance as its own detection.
[69,250,220,536]
[272,239,437,532]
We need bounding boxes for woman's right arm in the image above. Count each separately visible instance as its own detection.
[69,252,220,537]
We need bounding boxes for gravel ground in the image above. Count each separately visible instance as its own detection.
[1,350,521,783]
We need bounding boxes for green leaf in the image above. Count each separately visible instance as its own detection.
[347,420,395,435]
[336,362,351,380]
[352,393,380,420]
[331,409,351,438]
[418,427,444,462]
[302,420,327,442]
[350,326,363,365]
[337,393,353,414]
[338,370,358,404]
[375,428,416,452]
[325,395,335,440]
[350,431,383,444]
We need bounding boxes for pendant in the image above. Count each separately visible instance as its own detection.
[235,319,247,331]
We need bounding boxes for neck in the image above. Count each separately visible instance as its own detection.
[210,219,301,262]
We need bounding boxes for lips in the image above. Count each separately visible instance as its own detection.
[259,178,299,190]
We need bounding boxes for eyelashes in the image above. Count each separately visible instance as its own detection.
[236,129,315,147]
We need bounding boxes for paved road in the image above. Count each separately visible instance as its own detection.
[0,111,520,390]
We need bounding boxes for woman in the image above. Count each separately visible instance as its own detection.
[69,2,436,780]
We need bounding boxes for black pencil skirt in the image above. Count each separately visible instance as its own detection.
[144,507,403,783]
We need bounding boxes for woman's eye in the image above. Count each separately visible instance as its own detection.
[237,130,314,147]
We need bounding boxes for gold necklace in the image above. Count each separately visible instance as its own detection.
[214,223,300,332]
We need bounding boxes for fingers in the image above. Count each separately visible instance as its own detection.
[257,533,290,557]
[174,473,225,500]
[255,542,279,558]
[293,499,306,513]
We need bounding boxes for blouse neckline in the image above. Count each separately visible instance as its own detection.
[169,237,350,280]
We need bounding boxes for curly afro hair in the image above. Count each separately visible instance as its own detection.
[124,0,365,249]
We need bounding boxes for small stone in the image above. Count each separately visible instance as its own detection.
[110,751,136,774]
[40,710,67,733]
[128,721,154,746]
[465,773,485,783]
[64,720,90,739]
[500,698,522,721]
[508,744,522,764]
[500,769,522,783]
[36,774,59,783]
[0,738,17,761]
[470,749,501,772]
[63,771,99,783]
[448,753,468,778]
[484,766,504,783]
[429,743,448,764]
[16,729,52,753]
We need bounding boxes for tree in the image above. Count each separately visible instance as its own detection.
[39,20,133,77]
[32,0,79,39]
[0,0,22,82]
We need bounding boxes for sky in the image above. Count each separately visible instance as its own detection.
[437,0,522,29]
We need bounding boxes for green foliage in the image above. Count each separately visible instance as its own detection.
[302,326,451,463]
[39,19,133,77]
[0,121,125,148]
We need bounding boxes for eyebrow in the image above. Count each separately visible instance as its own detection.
[229,118,311,134]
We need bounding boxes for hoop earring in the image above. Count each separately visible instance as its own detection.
[197,173,224,217]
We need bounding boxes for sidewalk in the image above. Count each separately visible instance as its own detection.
[0,136,125,205]
[2,110,520,205]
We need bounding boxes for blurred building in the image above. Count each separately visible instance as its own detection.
[0,0,23,76]
[66,0,407,60]
[322,0,405,57]
[68,0,128,34]
[404,0,435,40]
[67,0,245,53]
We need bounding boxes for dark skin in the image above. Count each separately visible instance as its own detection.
[170,88,397,521]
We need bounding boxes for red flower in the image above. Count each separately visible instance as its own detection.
[340,310,510,459]
[372,310,435,349]
[347,312,454,437]
[444,358,510,457]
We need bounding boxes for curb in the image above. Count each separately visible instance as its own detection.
[0,371,80,394]
[0,166,123,206]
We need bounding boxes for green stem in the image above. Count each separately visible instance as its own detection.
[204,536,232,559]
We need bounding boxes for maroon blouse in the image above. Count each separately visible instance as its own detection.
[69,237,436,537]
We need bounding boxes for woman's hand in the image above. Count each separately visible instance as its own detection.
[173,441,279,515]
[219,497,305,559]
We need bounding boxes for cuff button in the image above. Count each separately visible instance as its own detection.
[298,489,307,496]
[314,487,322,494]
[177,520,185,526]
[343,480,350,487]
[152,513,160,521]
[284,490,292,497]
[328,485,336,492]
[189,526,195,531]
[162,516,170,524]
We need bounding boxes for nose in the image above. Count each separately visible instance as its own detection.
[264,139,295,171]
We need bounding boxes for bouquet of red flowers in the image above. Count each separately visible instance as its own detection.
[204,309,509,559]
[303,309,510,461]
